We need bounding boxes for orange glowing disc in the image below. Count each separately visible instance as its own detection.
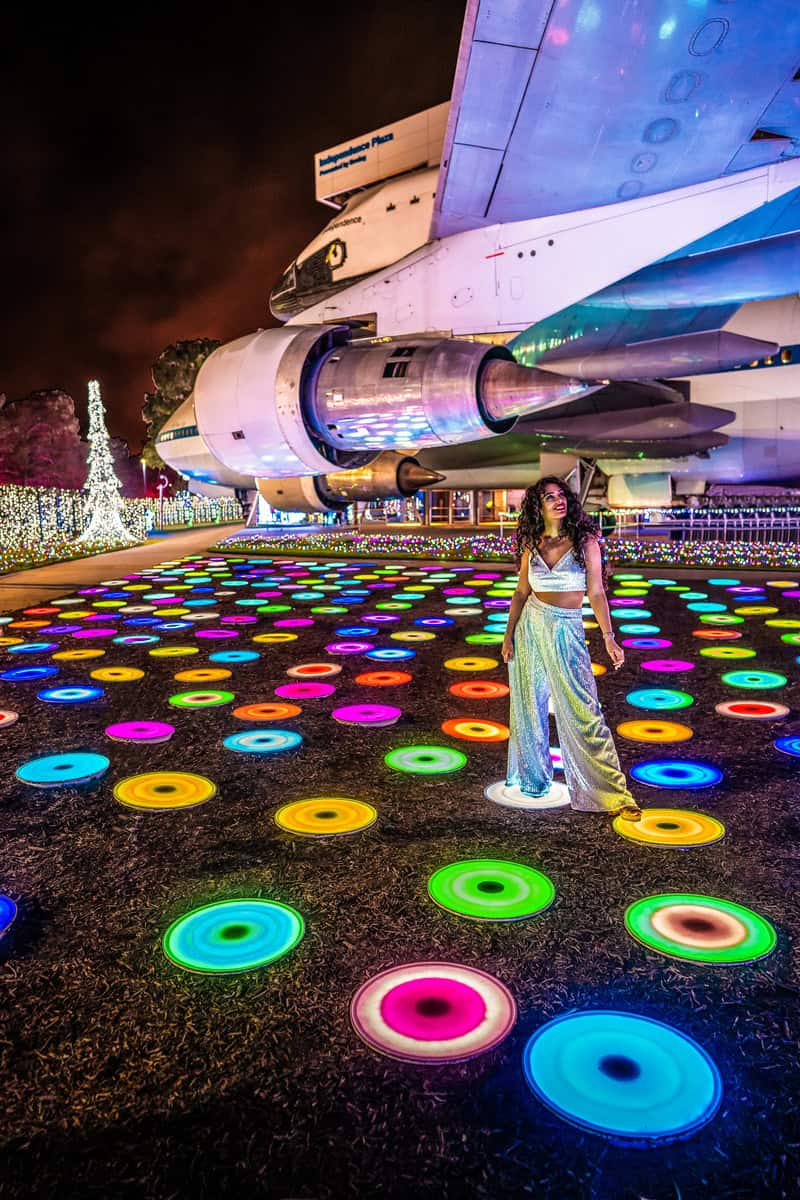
[692,629,742,641]
[354,670,413,686]
[441,718,510,742]
[449,680,510,699]
[233,702,302,721]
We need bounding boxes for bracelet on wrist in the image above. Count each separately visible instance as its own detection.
[602,631,615,639]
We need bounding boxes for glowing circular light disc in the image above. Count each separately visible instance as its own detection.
[428,860,554,921]
[114,771,216,810]
[90,666,144,682]
[174,668,232,682]
[0,709,19,729]
[223,729,302,754]
[441,718,509,742]
[169,689,234,708]
[721,670,787,690]
[16,751,110,787]
[37,685,103,704]
[626,689,693,711]
[385,745,467,775]
[641,660,695,673]
[105,720,175,743]
[444,656,499,672]
[275,797,377,836]
[625,893,776,964]
[163,898,304,974]
[354,670,413,687]
[233,702,301,721]
[0,894,17,937]
[286,662,341,679]
[774,734,800,757]
[449,680,509,699]
[333,704,402,726]
[616,720,693,744]
[275,681,336,699]
[522,1010,722,1144]
[630,759,722,789]
[613,807,724,848]
[350,962,516,1063]
[715,700,788,720]
[484,780,571,809]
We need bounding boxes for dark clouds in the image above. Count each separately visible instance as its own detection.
[1,3,465,447]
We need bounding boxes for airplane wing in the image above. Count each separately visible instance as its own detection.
[432,0,800,238]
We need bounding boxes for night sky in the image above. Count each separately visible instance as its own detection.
[1,3,466,450]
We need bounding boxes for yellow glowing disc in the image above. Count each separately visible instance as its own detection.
[253,632,298,643]
[733,606,778,616]
[583,620,599,629]
[0,637,24,647]
[90,666,145,682]
[174,668,232,682]
[153,607,190,617]
[591,662,607,676]
[9,620,48,629]
[613,807,724,848]
[274,797,377,836]
[766,580,798,587]
[616,720,694,743]
[390,631,436,642]
[442,718,509,742]
[113,771,217,811]
[764,618,800,629]
[92,600,125,609]
[53,648,105,660]
[58,610,93,619]
[123,584,151,591]
[148,646,200,657]
[444,656,500,672]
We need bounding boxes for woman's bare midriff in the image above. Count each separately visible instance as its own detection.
[532,590,584,610]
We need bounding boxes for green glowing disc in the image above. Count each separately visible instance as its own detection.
[428,859,555,921]
[384,745,467,775]
[624,893,776,964]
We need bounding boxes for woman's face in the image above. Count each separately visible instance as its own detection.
[540,484,567,520]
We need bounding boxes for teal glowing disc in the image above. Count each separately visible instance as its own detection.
[162,898,304,974]
[15,751,110,787]
[428,859,555,921]
[626,689,694,711]
[385,745,467,775]
[624,893,777,964]
[721,670,787,690]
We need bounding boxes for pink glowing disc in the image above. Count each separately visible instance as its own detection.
[324,641,374,654]
[195,628,238,639]
[105,720,175,743]
[641,659,695,673]
[350,962,516,1063]
[275,681,337,700]
[274,618,314,628]
[332,703,402,726]
[70,627,118,639]
[220,614,257,624]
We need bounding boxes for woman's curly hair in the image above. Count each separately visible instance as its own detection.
[513,475,605,580]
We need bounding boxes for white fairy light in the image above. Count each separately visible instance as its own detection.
[76,380,139,546]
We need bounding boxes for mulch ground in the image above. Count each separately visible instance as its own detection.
[1,554,798,1200]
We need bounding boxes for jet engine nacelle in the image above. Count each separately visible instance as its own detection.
[192,326,591,479]
[256,451,443,513]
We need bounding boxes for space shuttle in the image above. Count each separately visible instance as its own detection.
[158,0,800,509]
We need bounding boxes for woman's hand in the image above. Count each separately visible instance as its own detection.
[502,636,514,664]
[606,636,625,671]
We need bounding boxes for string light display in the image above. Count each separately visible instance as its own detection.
[76,381,139,547]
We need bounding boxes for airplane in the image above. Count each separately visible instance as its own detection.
[157,0,800,511]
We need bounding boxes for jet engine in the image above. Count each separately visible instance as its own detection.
[256,451,444,513]
[190,325,593,480]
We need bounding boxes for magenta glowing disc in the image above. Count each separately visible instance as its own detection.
[610,598,644,606]
[332,703,402,726]
[442,587,475,596]
[275,681,337,699]
[220,614,256,624]
[195,628,238,639]
[780,589,800,598]
[641,659,695,673]
[325,641,374,654]
[274,618,314,628]
[105,720,175,743]
[350,962,516,1063]
[70,627,118,639]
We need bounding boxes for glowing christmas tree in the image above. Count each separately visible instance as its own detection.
[77,380,139,545]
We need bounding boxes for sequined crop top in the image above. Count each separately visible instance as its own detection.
[527,545,586,593]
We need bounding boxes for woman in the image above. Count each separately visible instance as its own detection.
[501,476,641,819]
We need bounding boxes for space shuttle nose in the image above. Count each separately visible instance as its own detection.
[397,462,446,491]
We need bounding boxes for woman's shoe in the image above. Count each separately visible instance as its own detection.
[616,804,642,822]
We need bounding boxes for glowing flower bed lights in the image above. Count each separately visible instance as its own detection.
[162,898,304,974]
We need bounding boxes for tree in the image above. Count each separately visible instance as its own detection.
[141,337,220,469]
[77,381,138,545]
[0,389,87,488]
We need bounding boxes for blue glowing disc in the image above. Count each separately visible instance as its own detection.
[209,650,260,663]
[610,609,652,620]
[774,735,800,758]
[626,689,694,711]
[623,638,672,650]
[631,760,723,789]
[522,1010,722,1145]
[365,648,416,661]
[223,729,303,754]
[708,578,740,586]
[619,624,661,635]
[336,626,375,637]
[648,579,677,586]
[113,635,160,645]
[37,686,104,704]
[162,897,304,974]
[414,617,455,627]
[16,751,110,787]
[7,641,60,654]
[686,602,728,613]
[2,666,59,683]
[0,894,17,937]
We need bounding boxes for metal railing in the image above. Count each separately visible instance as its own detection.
[609,508,800,543]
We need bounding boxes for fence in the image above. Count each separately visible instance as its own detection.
[610,507,800,543]
[0,485,242,548]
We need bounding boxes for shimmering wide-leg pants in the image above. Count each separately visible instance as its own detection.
[506,592,634,812]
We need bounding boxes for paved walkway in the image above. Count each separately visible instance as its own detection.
[0,526,243,613]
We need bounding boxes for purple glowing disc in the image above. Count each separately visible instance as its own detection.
[274,618,314,628]
[325,641,375,654]
[609,598,645,607]
[70,627,118,639]
[275,681,337,699]
[195,628,238,639]
[641,659,695,673]
[105,720,175,743]
[362,613,400,623]
[621,638,673,650]
[332,703,402,726]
